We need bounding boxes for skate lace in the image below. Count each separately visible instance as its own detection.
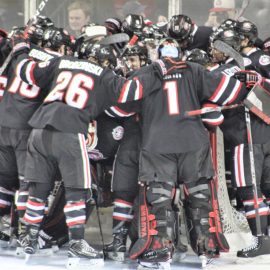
[242,236,259,252]
[80,239,97,253]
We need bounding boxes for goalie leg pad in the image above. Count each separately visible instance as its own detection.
[184,178,229,256]
[129,182,174,260]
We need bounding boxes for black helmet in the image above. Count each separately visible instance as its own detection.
[167,14,194,42]
[27,15,54,44]
[42,27,73,51]
[78,40,116,69]
[219,19,239,30]
[213,27,241,52]
[237,20,258,46]
[187,49,210,66]
[104,17,122,35]
[125,44,148,62]
[122,14,145,38]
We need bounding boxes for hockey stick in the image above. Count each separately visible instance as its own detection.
[185,104,241,117]
[214,40,263,235]
[100,33,130,45]
[234,0,250,20]
[0,0,50,76]
[213,40,245,69]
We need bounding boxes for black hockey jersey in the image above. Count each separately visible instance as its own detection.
[243,47,270,79]
[0,44,61,129]
[15,53,164,135]
[211,59,270,146]
[139,60,248,153]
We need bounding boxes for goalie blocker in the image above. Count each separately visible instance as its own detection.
[244,80,270,125]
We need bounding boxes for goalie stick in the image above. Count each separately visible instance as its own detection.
[213,40,245,69]
[214,40,263,236]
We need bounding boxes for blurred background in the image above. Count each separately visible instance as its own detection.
[0,0,269,39]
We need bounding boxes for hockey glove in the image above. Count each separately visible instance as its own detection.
[234,70,262,89]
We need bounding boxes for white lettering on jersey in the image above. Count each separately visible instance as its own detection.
[29,48,54,62]
[222,66,241,77]
[164,73,182,80]
[243,57,252,67]
[59,60,103,76]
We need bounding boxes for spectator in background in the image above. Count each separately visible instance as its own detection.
[205,0,237,28]
[122,1,146,17]
[67,0,91,37]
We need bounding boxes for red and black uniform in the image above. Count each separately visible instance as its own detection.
[211,58,270,236]
[133,59,247,260]
[0,43,60,220]
[14,48,165,240]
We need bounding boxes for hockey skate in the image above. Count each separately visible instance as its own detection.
[137,247,172,270]
[67,239,104,269]
[0,230,10,248]
[104,228,128,262]
[236,235,270,263]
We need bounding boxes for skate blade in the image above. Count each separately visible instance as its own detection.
[66,257,104,269]
[236,254,270,264]
[199,255,214,269]
[105,251,125,262]
[172,251,187,262]
[0,240,9,248]
[137,260,171,270]
[15,247,25,257]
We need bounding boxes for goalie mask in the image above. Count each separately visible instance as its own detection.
[157,37,181,59]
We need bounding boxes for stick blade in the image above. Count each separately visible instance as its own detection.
[213,40,245,69]
[100,33,130,45]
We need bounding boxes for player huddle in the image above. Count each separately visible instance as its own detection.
[0,11,270,270]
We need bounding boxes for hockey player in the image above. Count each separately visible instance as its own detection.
[209,26,270,259]
[103,44,147,262]
[167,14,213,57]
[0,17,62,250]
[10,33,168,266]
[128,37,249,269]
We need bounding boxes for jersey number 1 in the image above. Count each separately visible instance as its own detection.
[163,81,180,115]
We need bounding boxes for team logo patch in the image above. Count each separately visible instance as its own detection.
[112,126,124,141]
[243,57,252,67]
[259,55,270,66]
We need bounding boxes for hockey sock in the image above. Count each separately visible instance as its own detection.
[243,198,269,235]
[0,186,14,216]
[112,198,134,234]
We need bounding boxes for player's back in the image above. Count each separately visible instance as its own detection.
[0,44,60,129]
[141,62,210,154]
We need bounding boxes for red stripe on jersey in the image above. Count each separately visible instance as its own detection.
[118,80,130,103]
[209,75,227,102]
[227,82,243,105]
[134,76,143,99]
[29,62,37,85]
[113,106,133,116]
